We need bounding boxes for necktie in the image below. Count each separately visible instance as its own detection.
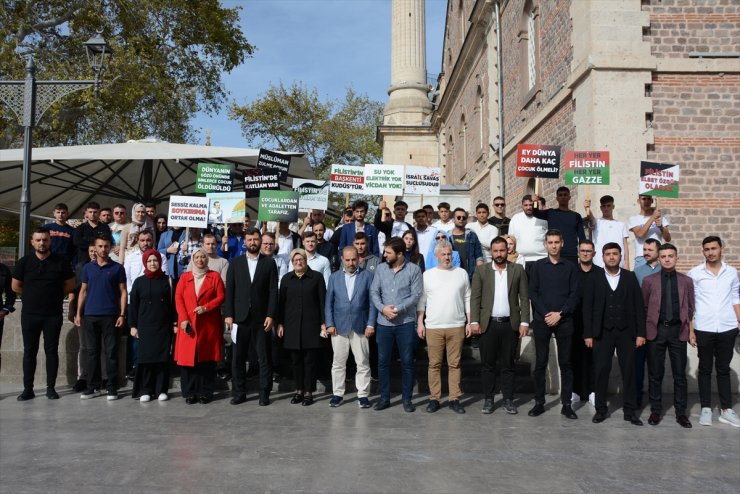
[665,274,674,321]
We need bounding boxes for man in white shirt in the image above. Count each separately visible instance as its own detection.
[290,231,330,287]
[298,209,334,242]
[413,208,436,260]
[432,202,454,233]
[508,195,548,269]
[124,230,169,297]
[688,236,740,428]
[629,194,671,268]
[467,203,499,263]
[417,241,471,414]
[585,195,630,269]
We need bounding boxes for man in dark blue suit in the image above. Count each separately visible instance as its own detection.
[338,200,380,258]
[324,246,378,408]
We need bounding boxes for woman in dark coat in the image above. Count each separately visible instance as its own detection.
[402,229,425,273]
[277,248,326,406]
[129,249,175,402]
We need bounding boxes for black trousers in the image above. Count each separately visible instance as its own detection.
[572,318,594,400]
[647,323,687,416]
[634,344,648,402]
[133,362,170,398]
[21,313,63,390]
[479,319,517,399]
[696,328,738,409]
[592,327,637,415]
[84,315,119,392]
[533,318,574,406]
[180,361,216,399]
[290,348,318,393]
[232,322,272,397]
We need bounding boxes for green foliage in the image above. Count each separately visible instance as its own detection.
[0,0,254,148]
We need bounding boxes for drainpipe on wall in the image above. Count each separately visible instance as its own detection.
[495,0,505,199]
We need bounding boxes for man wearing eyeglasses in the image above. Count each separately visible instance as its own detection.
[109,204,128,263]
[449,208,484,281]
[488,196,510,235]
[572,240,601,406]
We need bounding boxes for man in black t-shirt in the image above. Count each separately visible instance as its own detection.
[12,229,75,401]
[487,196,510,235]
[532,187,586,264]
[72,201,111,264]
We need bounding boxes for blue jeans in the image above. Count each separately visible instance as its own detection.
[376,322,416,402]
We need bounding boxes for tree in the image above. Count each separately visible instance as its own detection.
[0,0,254,148]
[229,82,384,176]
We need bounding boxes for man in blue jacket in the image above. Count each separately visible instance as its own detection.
[338,200,380,257]
[325,246,378,409]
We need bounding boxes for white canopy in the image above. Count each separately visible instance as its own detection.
[0,139,315,217]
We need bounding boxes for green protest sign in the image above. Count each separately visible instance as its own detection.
[258,190,299,222]
[563,151,610,185]
[195,163,234,193]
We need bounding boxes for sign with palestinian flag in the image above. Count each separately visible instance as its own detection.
[564,151,610,185]
[639,161,680,198]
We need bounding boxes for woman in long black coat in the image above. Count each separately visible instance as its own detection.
[277,248,326,406]
[129,249,176,402]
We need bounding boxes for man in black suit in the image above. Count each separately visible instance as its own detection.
[224,227,279,406]
[583,242,646,425]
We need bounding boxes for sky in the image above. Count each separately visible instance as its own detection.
[190,0,447,148]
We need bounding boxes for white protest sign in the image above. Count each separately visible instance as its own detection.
[329,164,365,193]
[364,164,404,196]
[404,166,440,195]
[293,179,329,212]
[167,195,209,228]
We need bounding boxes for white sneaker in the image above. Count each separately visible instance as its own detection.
[718,409,740,428]
[157,393,169,401]
[588,392,596,407]
[699,407,712,426]
[106,392,119,401]
[140,394,151,403]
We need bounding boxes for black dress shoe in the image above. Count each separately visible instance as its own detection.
[676,415,692,428]
[449,400,465,414]
[258,392,270,406]
[46,387,59,400]
[72,379,87,392]
[648,412,661,425]
[481,398,494,414]
[17,389,35,401]
[374,400,390,411]
[561,405,578,420]
[301,396,314,406]
[199,396,212,404]
[290,393,304,405]
[426,400,440,413]
[402,401,416,413]
[624,415,643,426]
[528,404,545,417]
[230,394,247,405]
[185,396,198,405]
[592,412,607,423]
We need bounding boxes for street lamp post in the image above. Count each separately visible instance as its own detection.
[0,32,112,258]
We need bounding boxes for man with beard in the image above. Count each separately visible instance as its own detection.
[354,232,380,273]
[583,243,645,425]
[73,202,111,264]
[224,228,279,406]
[470,237,529,414]
[572,240,601,406]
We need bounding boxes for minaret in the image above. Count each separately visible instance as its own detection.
[383,0,433,125]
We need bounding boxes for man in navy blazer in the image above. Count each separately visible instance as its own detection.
[338,200,380,257]
[324,246,378,408]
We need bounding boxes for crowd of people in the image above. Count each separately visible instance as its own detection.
[3,190,739,429]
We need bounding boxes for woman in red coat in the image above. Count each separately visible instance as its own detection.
[175,248,224,404]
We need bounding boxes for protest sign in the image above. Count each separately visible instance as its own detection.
[195,163,234,193]
[515,144,561,179]
[243,168,280,198]
[563,151,610,185]
[293,179,329,212]
[364,164,404,196]
[206,192,248,224]
[640,161,680,198]
[258,190,300,222]
[404,166,440,195]
[329,164,365,193]
[257,148,291,181]
[167,196,209,228]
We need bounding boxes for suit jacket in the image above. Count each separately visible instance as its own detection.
[470,261,530,333]
[174,271,225,366]
[338,222,380,257]
[642,270,695,342]
[583,269,645,340]
[324,269,378,336]
[224,254,278,326]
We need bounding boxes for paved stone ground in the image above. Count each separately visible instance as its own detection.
[1,382,739,493]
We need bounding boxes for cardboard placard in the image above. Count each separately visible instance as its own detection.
[206,192,248,224]
[329,164,365,193]
[195,163,234,193]
[564,151,610,185]
[293,179,329,212]
[167,196,209,228]
[364,164,404,195]
[257,148,291,182]
[516,144,561,178]
[258,190,300,222]
[404,166,440,195]
[640,161,680,198]
[243,168,280,198]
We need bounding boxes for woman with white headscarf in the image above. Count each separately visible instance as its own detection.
[119,203,154,264]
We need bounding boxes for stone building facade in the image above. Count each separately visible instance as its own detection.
[426,0,738,270]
